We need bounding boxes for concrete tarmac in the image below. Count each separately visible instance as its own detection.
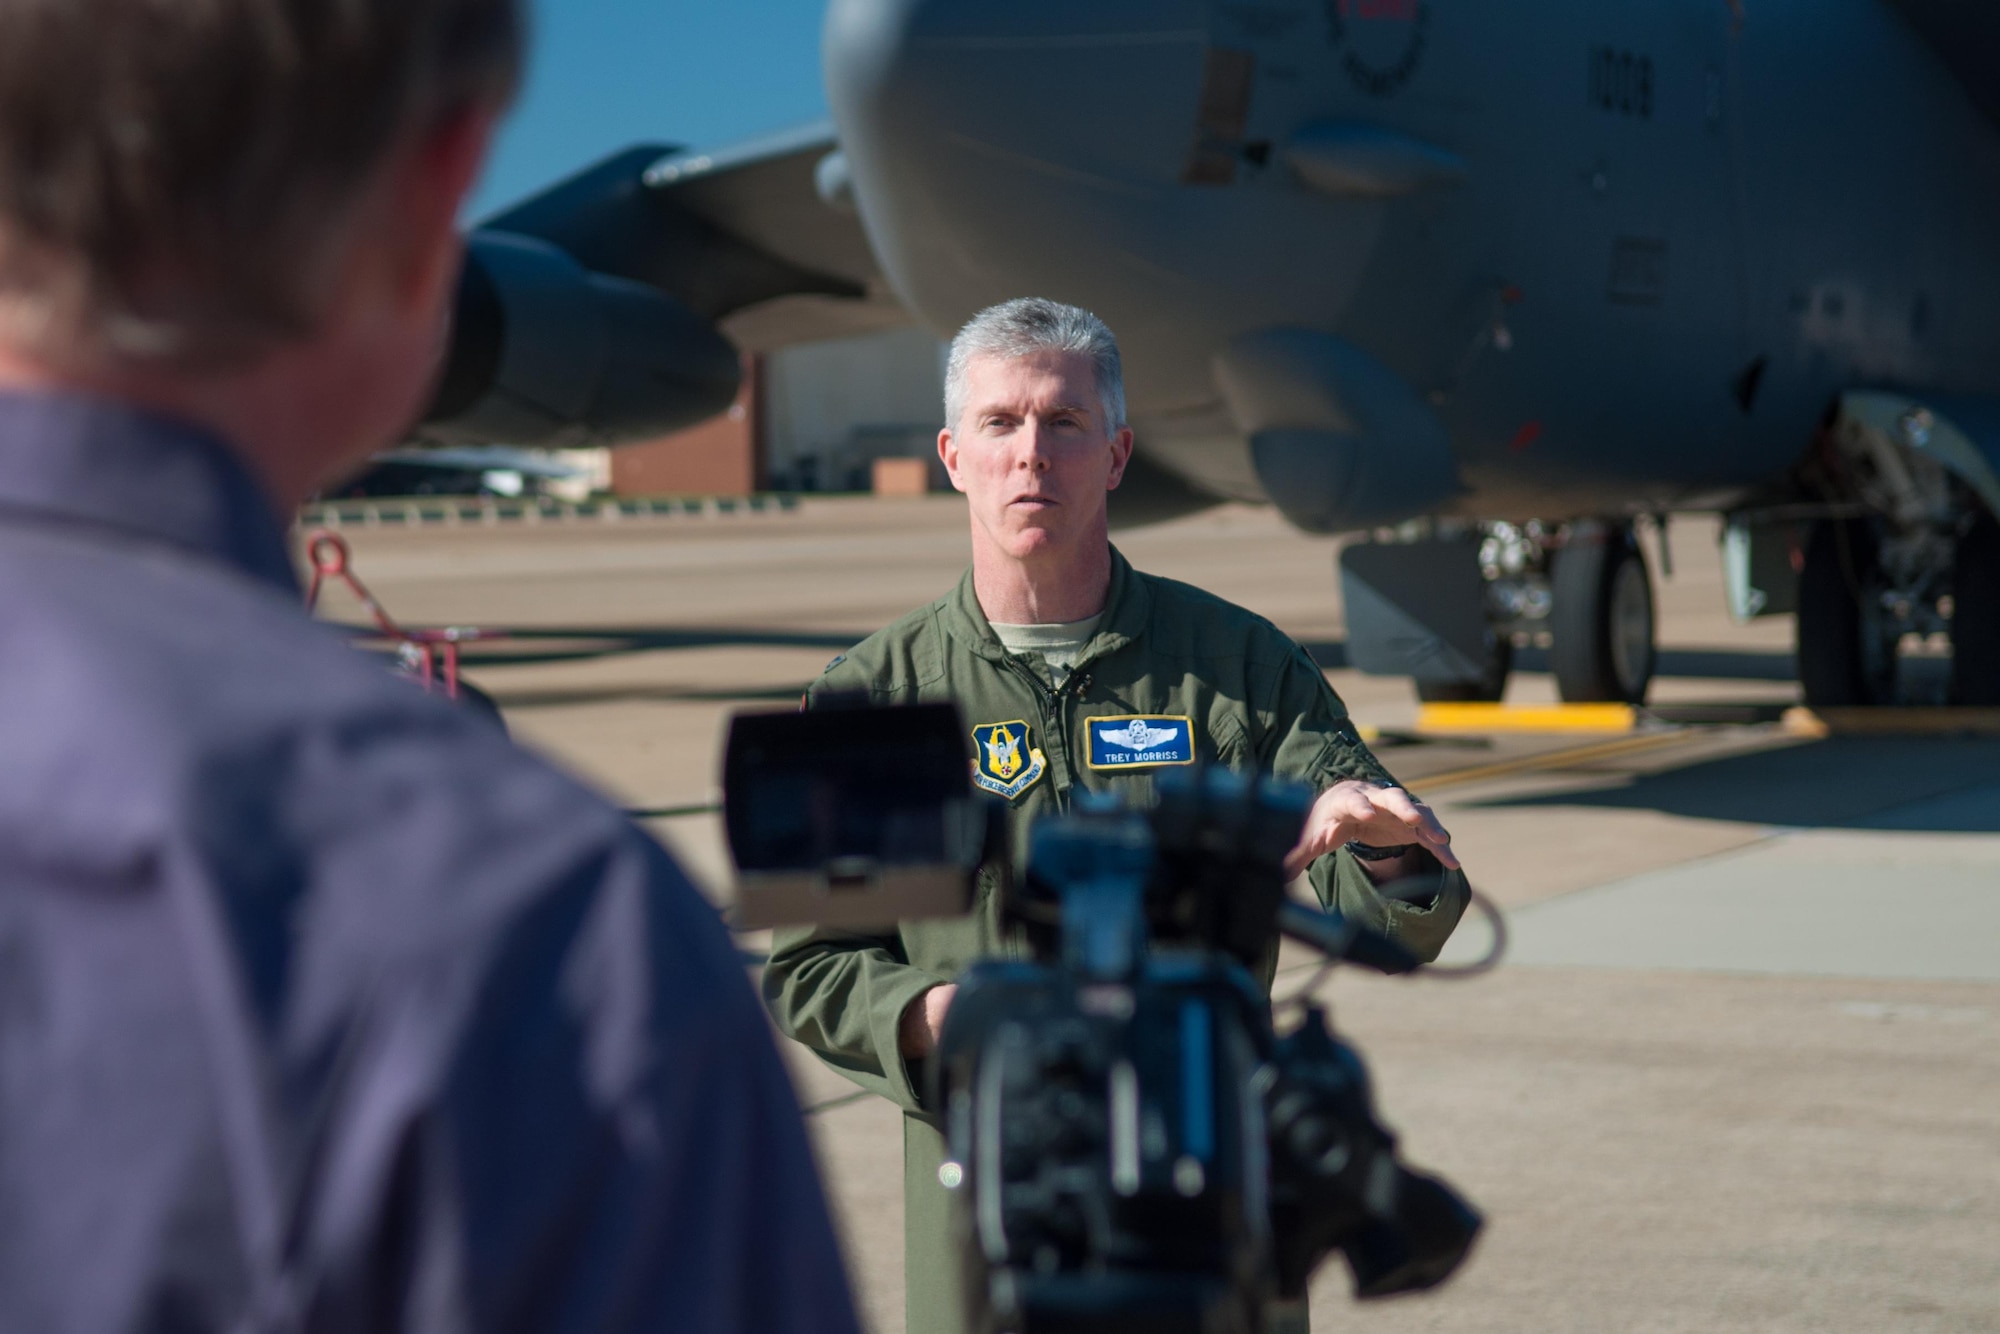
[311,498,1999,1333]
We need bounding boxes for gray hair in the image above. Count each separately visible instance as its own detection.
[944,297,1126,434]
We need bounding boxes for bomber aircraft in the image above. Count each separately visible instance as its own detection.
[418,0,2000,708]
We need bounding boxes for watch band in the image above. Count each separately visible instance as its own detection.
[1344,840,1410,862]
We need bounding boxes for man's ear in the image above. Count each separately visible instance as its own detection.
[938,427,968,493]
[1105,426,1135,491]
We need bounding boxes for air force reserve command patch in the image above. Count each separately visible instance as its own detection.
[971,720,1047,799]
[1086,715,1196,770]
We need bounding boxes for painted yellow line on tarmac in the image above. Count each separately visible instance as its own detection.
[1417,702,1639,733]
[1414,728,1708,794]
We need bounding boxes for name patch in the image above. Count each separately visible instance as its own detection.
[971,720,1047,799]
[1086,715,1196,770]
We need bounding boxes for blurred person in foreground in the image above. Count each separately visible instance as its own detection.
[765,297,1471,1334]
[0,3,858,1332]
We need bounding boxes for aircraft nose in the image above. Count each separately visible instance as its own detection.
[824,0,1209,155]
[822,0,1209,322]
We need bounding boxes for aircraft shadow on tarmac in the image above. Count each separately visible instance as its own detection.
[1465,735,2000,833]
[452,624,864,668]
[1302,640,1798,682]
[485,683,811,709]
[1649,647,1800,681]
[438,624,868,708]
[466,629,1793,682]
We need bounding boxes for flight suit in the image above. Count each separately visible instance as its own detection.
[763,547,1469,1333]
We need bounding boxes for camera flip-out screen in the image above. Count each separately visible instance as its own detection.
[723,701,982,930]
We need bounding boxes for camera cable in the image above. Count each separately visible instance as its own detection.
[1275,884,1508,1012]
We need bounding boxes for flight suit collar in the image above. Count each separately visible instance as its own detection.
[0,390,298,594]
[942,544,1153,668]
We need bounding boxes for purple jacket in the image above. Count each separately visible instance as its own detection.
[0,393,860,1334]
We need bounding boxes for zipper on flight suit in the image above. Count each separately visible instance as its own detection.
[999,654,1094,815]
[1057,667,1093,807]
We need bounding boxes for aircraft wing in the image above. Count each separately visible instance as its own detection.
[1887,0,2000,128]
[481,121,910,350]
[634,123,910,350]
[422,123,910,448]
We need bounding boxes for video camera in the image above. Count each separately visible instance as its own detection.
[725,700,1482,1334]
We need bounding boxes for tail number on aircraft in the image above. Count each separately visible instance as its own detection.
[1589,47,1654,119]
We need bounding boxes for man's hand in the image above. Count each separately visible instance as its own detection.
[1285,780,1460,880]
[898,983,957,1059]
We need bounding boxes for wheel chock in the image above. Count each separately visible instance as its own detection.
[1416,703,1639,734]
[1783,706,2000,737]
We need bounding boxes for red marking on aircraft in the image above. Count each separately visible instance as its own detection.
[1510,421,1544,452]
[1340,0,1419,21]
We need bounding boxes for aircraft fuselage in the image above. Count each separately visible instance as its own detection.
[826,0,2000,530]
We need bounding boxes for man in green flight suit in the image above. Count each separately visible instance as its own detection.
[763,297,1470,1333]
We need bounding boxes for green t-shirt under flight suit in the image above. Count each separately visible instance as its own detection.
[763,547,1469,1334]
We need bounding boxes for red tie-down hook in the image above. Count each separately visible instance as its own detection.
[303,530,498,701]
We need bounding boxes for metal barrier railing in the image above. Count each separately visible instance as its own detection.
[302,530,502,701]
[299,493,800,529]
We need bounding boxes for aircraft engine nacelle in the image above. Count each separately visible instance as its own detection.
[418,230,743,449]
[1214,329,1463,535]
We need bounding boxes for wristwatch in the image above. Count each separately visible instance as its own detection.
[1344,840,1410,862]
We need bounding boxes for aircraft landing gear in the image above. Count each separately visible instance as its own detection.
[1796,519,1896,707]
[1793,511,2000,708]
[1549,522,1657,704]
[1345,518,1658,705]
[1793,397,2000,708]
[1953,512,2000,705]
[1403,520,1547,703]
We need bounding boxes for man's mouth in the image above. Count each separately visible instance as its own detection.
[1010,494,1056,509]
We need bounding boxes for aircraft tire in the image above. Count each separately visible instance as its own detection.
[1796,519,1894,707]
[1413,636,1513,702]
[1549,522,1655,704]
[1950,510,2000,706]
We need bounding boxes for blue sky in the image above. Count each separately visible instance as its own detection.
[470,0,831,217]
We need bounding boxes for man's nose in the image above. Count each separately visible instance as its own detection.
[1013,419,1052,471]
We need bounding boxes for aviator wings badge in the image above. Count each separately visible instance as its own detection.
[971,720,1047,799]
